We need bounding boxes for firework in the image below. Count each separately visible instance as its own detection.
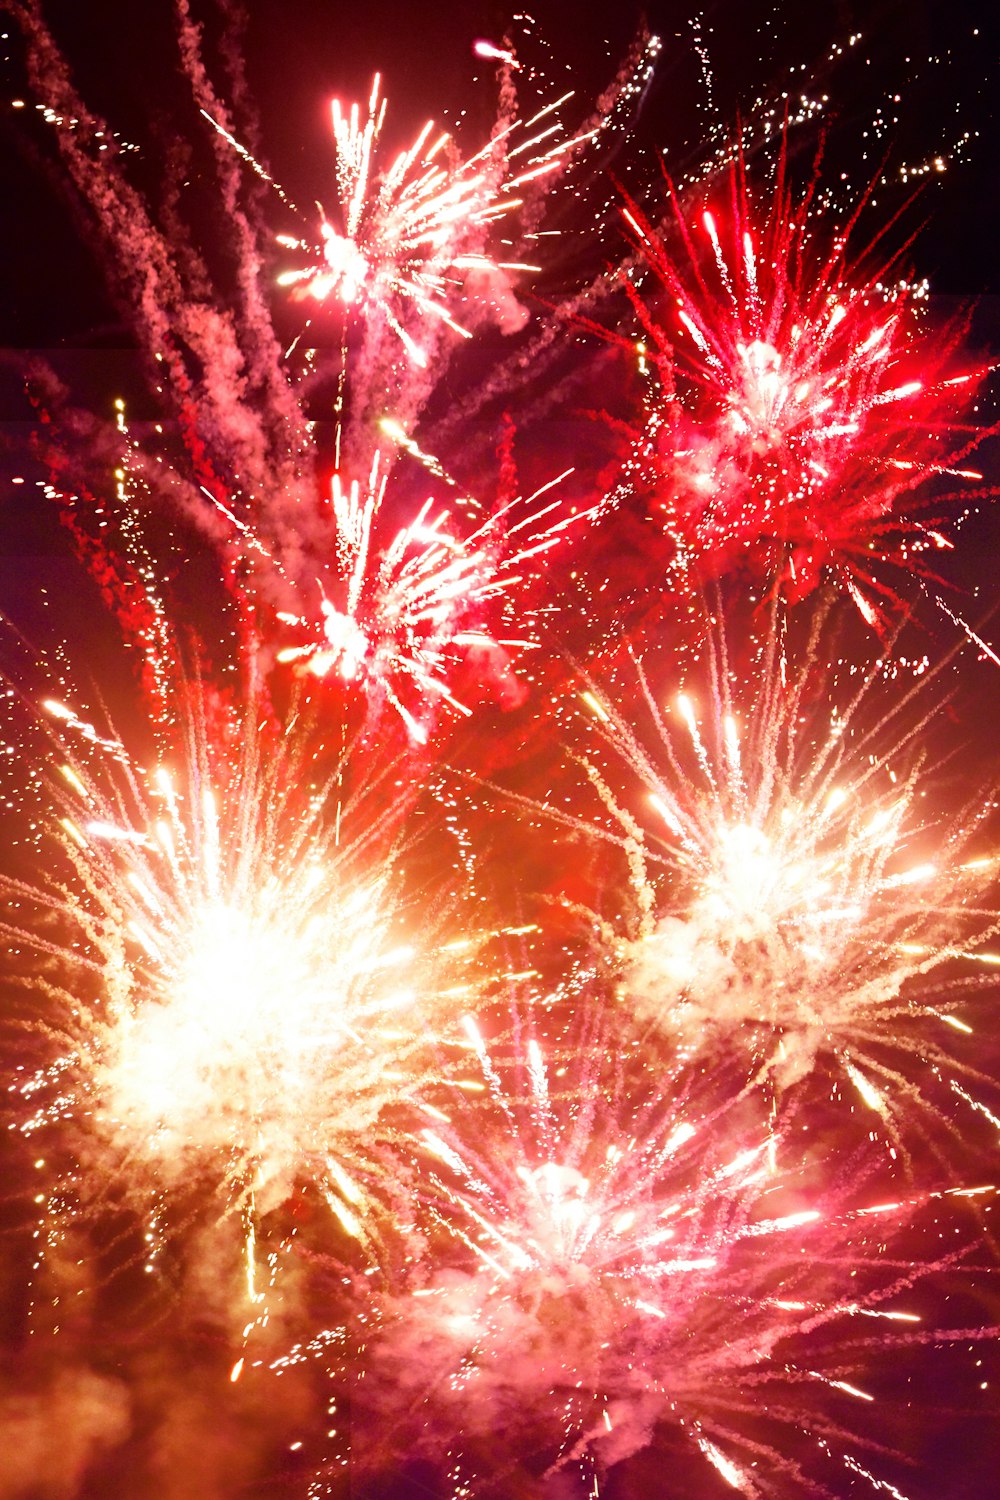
[274,449,584,743]
[4,6,1000,1498]
[326,1013,994,1496]
[614,154,988,626]
[3,682,465,1244]
[12,5,655,644]
[572,618,999,1139]
[273,72,586,364]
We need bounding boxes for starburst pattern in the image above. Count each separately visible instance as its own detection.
[616,155,989,623]
[4,686,464,1241]
[571,623,1000,1136]
[275,452,584,741]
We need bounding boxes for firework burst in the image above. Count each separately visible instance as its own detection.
[273,72,586,364]
[4,7,1000,1498]
[2,681,468,1248]
[614,153,989,625]
[274,449,586,743]
[325,1012,995,1497]
[570,618,999,1139]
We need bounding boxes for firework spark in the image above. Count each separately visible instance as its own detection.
[325,1014,993,1496]
[4,8,1000,1498]
[274,72,592,364]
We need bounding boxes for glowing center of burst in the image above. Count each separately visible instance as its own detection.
[515,1162,597,1268]
[318,223,370,304]
[174,903,315,1043]
[108,903,332,1133]
[99,872,406,1195]
[703,822,791,928]
[730,339,812,444]
[318,599,371,680]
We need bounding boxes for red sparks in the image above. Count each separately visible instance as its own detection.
[617,153,992,626]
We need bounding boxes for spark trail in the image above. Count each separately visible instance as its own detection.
[317,1014,997,1496]
[4,8,999,1498]
[273,72,590,366]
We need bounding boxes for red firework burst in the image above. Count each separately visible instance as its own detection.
[616,148,992,626]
